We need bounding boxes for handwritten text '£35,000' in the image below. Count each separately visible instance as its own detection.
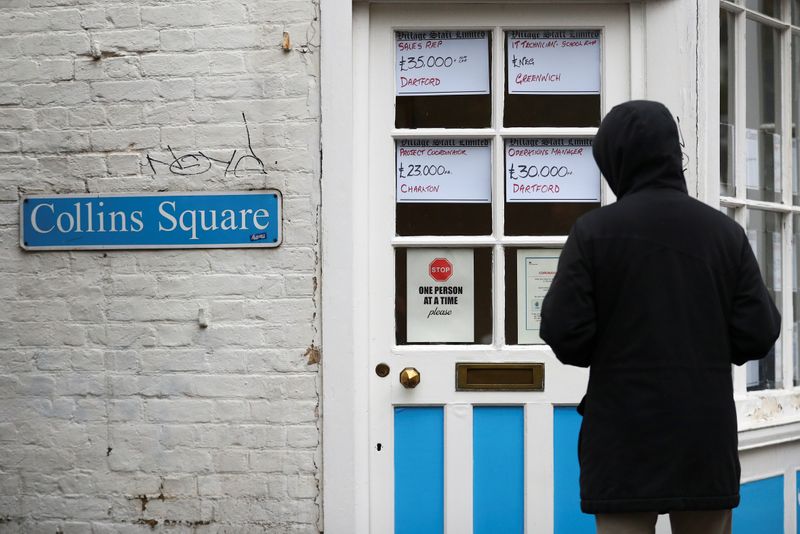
[398,55,469,71]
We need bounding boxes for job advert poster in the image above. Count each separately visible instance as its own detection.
[505,138,600,202]
[506,30,601,94]
[407,248,474,343]
[396,139,491,203]
[395,30,490,96]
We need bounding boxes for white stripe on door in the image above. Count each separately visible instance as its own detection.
[445,403,474,534]
[526,403,554,534]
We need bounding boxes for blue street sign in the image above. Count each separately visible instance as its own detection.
[20,191,282,250]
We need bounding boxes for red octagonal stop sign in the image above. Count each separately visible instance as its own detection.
[429,257,453,282]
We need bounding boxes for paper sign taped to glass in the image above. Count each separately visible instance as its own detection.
[395,30,490,96]
[396,139,491,203]
[505,138,600,203]
[517,248,560,344]
[406,248,475,343]
[506,30,601,95]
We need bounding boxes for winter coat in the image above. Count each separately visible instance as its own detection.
[540,100,781,514]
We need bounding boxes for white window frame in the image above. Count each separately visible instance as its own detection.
[717,0,800,414]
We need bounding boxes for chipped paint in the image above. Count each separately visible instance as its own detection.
[306,344,321,365]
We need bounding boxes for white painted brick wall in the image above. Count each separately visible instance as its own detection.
[0,0,321,531]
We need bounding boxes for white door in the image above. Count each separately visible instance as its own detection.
[367,5,631,533]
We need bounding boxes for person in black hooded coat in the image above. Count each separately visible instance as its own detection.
[540,100,781,534]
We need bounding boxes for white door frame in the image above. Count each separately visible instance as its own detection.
[320,1,371,533]
[320,1,705,532]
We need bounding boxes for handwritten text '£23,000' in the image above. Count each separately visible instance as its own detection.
[397,163,452,180]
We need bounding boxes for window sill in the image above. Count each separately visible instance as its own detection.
[735,388,800,450]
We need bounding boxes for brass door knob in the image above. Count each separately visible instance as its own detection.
[399,367,421,389]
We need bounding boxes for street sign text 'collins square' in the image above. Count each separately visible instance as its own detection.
[21,191,282,251]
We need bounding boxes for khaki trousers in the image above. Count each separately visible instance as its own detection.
[595,510,732,534]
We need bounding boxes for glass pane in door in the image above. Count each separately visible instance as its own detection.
[395,247,493,345]
[395,30,492,128]
[503,30,601,127]
[396,138,493,236]
[504,137,600,235]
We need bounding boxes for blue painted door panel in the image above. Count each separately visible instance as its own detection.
[733,476,783,534]
[554,406,595,534]
[395,407,445,534]
[473,406,525,534]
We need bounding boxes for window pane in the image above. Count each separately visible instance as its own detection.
[746,209,782,390]
[793,35,800,204]
[396,139,492,236]
[721,10,736,197]
[793,0,800,25]
[504,203,599,235]
[746,0,781,18]
[396,95,492,129]
[395,31,492,128]
[745,20,782,203]
[395,247,492,345]
[504,95,600,128]
[795,214,800,385]
[397,204,492,236]
[503,30,601,127]
[504,138,600,235]
[505,247,560,345]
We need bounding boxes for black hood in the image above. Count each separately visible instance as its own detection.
[592,100,687,198]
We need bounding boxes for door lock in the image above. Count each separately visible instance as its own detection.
[375,363,390,377]
[399,367,421,389]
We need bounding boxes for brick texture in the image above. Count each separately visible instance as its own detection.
[0,0,321,532]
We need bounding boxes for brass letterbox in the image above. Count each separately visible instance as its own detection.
[455,362,544,392]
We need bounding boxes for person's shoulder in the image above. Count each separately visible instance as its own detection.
[573,192,745,240]
[571,198,626,231]
[682,195,745,235]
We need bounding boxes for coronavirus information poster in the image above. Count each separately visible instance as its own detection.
[505,138,600,202]
[396,30,490,96]
[406,248,474,343]
[517,249,560,344]
[506,30,601,94]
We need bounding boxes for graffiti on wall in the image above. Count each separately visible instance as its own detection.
[146,113,267,177]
